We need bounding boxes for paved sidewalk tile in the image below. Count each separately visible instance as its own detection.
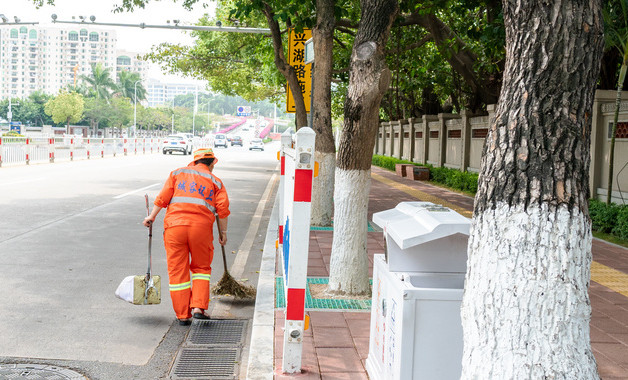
[316,347,363,373]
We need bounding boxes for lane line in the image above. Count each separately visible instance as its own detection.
[212,171,279,318]
[113,183,161,199]
[373,171,628,297]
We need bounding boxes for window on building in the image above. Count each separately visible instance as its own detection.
[19,26,27,34]
[69,31,78,41]
[117,55,131,66]
[10,29,18,38]
[29,30,37,39]
[89,32,99,42]
[80,29,88,37]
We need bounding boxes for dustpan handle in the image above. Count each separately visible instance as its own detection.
[145,194,152,281]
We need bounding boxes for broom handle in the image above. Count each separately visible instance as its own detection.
[145,194,152,281]
[215,215,229,274]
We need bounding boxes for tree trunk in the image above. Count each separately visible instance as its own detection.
[328,0,398,295]
[262,3,308,129]
[461,0,604,378]
[310,0,337,227]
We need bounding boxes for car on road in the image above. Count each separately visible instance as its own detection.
[214,134,228,148]
[230,136,243,146]
[176,133,194,154]
[162,135,191,155]
[249,138,264,151]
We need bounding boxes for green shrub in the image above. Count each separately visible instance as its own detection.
[589,199,620,234]
[612,205,628,240]
[371,154,479,194]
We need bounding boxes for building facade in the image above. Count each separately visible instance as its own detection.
[116,49,147,79]
[0,25,117,99]
[146,79,201,107]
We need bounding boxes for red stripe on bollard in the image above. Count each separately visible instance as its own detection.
[281,156,285,175]
[279,225,284,244]
[293,169,313,202]
[286,288,306,320]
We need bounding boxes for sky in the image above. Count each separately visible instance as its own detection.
[7,0,216,83]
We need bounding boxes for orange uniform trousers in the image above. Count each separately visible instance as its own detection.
[163,224,214,319]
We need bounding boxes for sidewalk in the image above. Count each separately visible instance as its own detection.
[266,165,628,379]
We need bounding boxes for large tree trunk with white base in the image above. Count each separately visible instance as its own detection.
[460,0,604,378]
[328,0,397,295]
[310,0,336,227]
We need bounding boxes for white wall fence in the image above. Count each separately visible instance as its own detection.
[375,90,628,204]
[0,137,162,167]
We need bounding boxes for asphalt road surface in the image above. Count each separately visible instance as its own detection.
[0,135,280,379]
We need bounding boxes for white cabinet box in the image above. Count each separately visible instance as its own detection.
[366,255,464,380]
[372,202,470,273]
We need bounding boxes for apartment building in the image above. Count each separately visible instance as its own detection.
[0,25,117,99]
[116,49,147,79]
[146,79,201,107]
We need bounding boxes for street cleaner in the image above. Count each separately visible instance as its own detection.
[143,148,229,325]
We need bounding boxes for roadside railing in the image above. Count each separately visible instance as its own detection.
[0,136,163,167]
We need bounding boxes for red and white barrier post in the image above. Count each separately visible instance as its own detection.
[70,138,74,161]
[281,127,316,374]
[101,138,105,158]
[49,138,55,163]
[87,138,91,159]
[277,129,292,270]
[25,138,30,165]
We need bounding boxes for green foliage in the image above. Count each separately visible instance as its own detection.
[79,63,117,100]
[589,199,628,241]
[589,199,621,233]
[371,154,479,194]
[0,93,54,127]
[44,92,84,127]
[117,71,147,103]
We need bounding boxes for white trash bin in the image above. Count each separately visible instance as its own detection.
[366,202,471,380]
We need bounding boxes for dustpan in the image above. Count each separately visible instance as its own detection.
[115,194,161,305]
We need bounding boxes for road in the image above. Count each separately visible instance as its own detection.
[0,137,279,379]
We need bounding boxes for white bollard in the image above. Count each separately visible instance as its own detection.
[281,127,316,374]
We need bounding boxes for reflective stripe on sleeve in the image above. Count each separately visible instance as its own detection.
[169,281,191,291]
[170,196,217,214]
[172,168,222,189]
[191,273,211,281]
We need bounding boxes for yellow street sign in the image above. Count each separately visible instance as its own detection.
[286,28,312,113]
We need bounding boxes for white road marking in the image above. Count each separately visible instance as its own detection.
[113,183,161,199]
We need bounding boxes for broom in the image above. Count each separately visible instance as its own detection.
[212,216,257,299]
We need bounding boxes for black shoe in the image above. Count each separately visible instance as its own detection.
[178,318,192,326]
[193,312,210,320]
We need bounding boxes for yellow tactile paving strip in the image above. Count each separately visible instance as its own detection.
[591,261,628,298]
[371,172,473,218]
[372,171,628,297]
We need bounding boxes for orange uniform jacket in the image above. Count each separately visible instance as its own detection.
[155,162,230,226]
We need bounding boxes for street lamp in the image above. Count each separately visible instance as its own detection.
[133,80,141,137]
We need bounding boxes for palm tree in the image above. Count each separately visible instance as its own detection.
[80,63,117,101]
[116,70,147,104]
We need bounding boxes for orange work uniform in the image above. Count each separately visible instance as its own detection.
[154,161,230,319]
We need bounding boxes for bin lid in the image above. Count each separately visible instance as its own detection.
[372,202,470,249]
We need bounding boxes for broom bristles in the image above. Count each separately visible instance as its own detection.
[213,271,256,299]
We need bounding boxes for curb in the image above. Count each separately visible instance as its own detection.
[245,193,278,380]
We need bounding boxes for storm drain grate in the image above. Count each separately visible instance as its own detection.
[189,319,246,346]
[0,364,86,379]
[171,347,239,380]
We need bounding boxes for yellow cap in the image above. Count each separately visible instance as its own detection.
[193,148,217,162]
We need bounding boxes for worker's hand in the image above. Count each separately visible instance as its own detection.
[219,231,227,246]
[143,216,154,227]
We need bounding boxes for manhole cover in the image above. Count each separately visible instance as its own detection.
[0,364,86,379]
[171,347,240,380]
[189,320,246,346]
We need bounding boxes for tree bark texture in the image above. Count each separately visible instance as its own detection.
[310,0,337,226]
[262,3,308,128]
[329,0,398,295]
[461,0,604,378]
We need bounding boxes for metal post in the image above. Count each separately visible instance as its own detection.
[134,80,141,137]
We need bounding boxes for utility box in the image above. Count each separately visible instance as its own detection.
[366,202,471,380]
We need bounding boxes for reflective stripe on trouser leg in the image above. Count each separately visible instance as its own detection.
[164,226,193,319]
[188,225,214,310]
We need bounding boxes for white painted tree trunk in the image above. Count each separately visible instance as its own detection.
[310,151,335,226]
[328,168,371,295]
[461,202,599,379]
